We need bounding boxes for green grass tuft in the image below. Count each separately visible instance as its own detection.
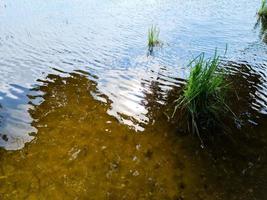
[148,25,161,49]
[258,0,267,17]
[173,52,232,144]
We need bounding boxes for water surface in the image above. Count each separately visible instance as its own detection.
[0,0,267,199]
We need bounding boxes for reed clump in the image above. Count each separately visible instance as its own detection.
[173,53,232,144]
[148,25,161,49]
[258,0,267,18]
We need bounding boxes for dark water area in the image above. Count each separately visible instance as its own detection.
[0,0,267,199]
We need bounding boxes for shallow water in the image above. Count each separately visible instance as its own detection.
[0,72,215,199]
[0,0,267,199]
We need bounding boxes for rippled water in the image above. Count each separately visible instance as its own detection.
[0,0,267,199]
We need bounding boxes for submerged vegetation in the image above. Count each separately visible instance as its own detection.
[173,53,232,144]
[148,25,161,51]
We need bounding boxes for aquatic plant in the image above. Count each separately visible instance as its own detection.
[258,0,267,18]
[148,25,161,49]
[173,52,232,144]
[256,0,267,41]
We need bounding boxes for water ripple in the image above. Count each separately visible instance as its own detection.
[0,0,267,149]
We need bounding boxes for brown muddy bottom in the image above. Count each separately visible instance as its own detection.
[0,66,267,200]
[0,64,266,200]
[0,71,213,199]
[0,0,267,199]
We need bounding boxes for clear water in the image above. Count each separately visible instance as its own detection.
[0,0,266,199]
